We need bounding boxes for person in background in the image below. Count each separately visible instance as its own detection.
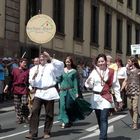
[122,56,140,130]
[28,57,40,119]
[26,51,64,139]
[85,53,122,140]
[4,58,29,124]
[2,57,15,100]
[10,58,19,71]
[33,57,40,66]
[135,55,140,66]
[0,58,4,102]
[82,63,90,92]
[115,57,127,109]
[77,61,84,92]
[106,55,118,71]
[29,57,40,68]
[106,55,119,114]
[2,57,11,100]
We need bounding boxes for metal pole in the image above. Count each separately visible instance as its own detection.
[39,44,42,55]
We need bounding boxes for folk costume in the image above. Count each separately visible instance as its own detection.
[28,58,64,138]
[11,67,29,123]
[85,67,122,109]
[85,67,122,140]
[58,69,92,127]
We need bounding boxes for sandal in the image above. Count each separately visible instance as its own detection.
[132,123,138,130]
[61,123,65,128]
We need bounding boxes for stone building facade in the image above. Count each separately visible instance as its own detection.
[0,0,140,64]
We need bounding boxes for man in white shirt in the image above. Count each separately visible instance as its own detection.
[26,51,64,139]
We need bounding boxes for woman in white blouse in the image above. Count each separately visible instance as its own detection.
[85,54,122,140]
[115,57,127,109]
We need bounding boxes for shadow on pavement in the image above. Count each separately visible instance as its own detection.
[108,136,131,140]
[51,128,83,137]
[0,127,15,133]
[0,110,8,113]
[74,122,91,127]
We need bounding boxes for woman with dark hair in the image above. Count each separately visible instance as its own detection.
[58,56,92,128]
[58,56,79,128]
[85,53,122,140]
[115,57,127,109]
[122,56,140,130]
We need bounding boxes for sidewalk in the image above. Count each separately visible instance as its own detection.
[0,100,14,113]
[0,92,92,113]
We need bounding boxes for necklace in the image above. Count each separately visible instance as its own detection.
[40,64,47,77]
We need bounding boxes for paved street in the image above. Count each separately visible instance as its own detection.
[0,93,140,140]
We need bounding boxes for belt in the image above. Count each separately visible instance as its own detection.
[35,85,56,90]
[15,84,26,87]
[93,91,100,94]
[60,87,73,91]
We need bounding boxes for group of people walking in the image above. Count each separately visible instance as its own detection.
[2,51,140,140]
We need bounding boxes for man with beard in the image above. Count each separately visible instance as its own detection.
[26,51,64,139]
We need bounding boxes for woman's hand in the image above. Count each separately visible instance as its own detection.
[76,94,79,98]
[117,101,123,110]
[3,85,8,93]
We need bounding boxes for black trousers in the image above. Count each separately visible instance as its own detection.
[29,97,54,137]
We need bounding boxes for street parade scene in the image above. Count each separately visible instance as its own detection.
[0,0,140,140]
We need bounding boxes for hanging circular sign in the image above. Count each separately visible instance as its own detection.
[26,14,56,44]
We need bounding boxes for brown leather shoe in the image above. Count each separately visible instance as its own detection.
[44,134,51,139]
[25,133,37,139]
[25,133,32,139]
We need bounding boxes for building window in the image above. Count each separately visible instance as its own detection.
[136,27,140,44]
[74,0,84,41]
[116,17,122,53]
[126,22,132,55]
[136,0,140,15]
[53,0,65,34]
[26,0,42,22]
[104,11,112,50]
[127,0,132,9]
[117,0,123,3]
[90,0,99,45]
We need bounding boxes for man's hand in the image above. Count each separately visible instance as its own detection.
[86,77,92,85]
[43,51,52,61]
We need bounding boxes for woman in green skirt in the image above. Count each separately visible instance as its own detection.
[58,56,92,128]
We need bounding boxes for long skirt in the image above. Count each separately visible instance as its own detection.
[65,93,93,122]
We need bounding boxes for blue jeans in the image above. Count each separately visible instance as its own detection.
[95,109,109,140]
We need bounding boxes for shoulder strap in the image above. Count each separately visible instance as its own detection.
[94,67,105,82]
[94,67,114,87]
[106,68,114,87]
